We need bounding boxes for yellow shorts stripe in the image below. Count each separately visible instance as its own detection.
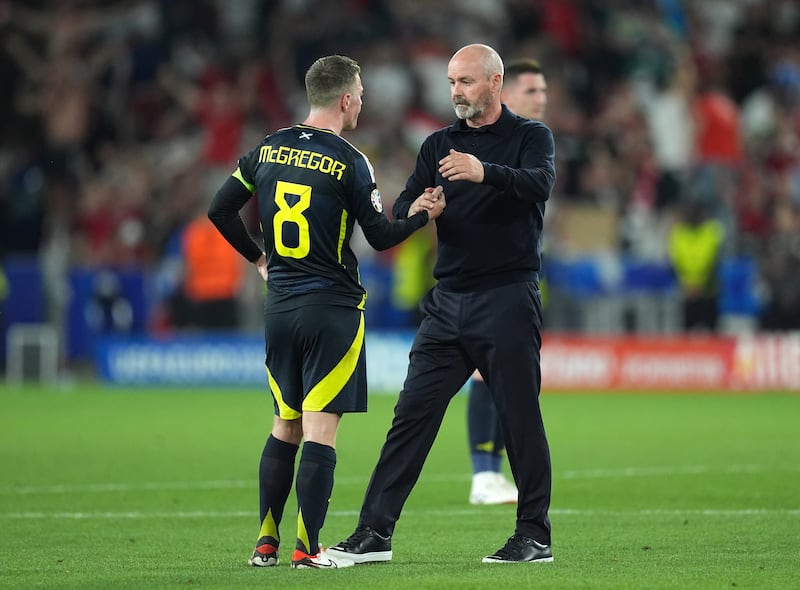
[267,366,301,420]
[303,312,365,412]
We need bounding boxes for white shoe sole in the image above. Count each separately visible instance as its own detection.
[482,556,554,564]
[291,559,355,569]
[326,548,392,564]
[248,556,278,567]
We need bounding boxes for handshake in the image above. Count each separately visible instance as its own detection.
[409,185,446,221]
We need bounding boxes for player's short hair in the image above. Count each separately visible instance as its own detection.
[504,58,544,82]
[305,55,361,108]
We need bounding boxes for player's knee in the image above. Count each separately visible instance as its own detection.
[302,411,341,448]
[272,416,303,445]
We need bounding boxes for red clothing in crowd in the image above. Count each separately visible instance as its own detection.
[693,90,743,164]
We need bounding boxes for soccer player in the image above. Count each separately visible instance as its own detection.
[467,58,548,505]
[502,58,547,121]
[208,54,445,570]
[327,44,556,564]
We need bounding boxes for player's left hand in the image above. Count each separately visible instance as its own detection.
[439,149,484,183]
[255,254,268,281]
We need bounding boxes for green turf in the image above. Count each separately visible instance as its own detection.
[1,384,798,589]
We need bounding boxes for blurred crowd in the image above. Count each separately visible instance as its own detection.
[1,0,799,333]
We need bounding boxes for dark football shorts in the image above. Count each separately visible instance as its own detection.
[263,304,367,419]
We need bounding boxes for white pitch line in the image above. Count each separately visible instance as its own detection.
[558,464,800,479]
[0,480,253,495]
[1,508,798,520]
[2,464,797,496]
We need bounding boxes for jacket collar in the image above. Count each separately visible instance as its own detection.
[448,104,517,135]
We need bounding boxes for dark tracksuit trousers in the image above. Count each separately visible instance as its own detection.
[358,280,552,544]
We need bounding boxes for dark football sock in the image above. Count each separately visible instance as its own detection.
[468,379,497,473]
[256,435,298,543]
[491,414,506,472]
[294,441,336,555]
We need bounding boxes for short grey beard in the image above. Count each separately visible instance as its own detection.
[454,103,482,119]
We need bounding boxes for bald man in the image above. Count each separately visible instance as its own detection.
[328,45,556,565]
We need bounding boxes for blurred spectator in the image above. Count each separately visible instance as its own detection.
[688,75,743,255]
[85,270,134,335]
[173,200,246,331]
[359,40,416,128]
[668,200,725,332]
[408,39,455,122]
[641,50,695,212]
[390,225,436,327]
[0,261,7,331]
[157,62,252,194]
[758,201,800,331]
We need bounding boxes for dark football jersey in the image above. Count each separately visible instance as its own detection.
[236,124,423,310]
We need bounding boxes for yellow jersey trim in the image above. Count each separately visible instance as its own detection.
[233,167,255,193]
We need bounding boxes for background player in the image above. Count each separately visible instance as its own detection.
[467,58,548,505]
[208,54,444,569]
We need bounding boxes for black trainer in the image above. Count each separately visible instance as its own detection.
[482,534,554,563]
[326,525,393,564]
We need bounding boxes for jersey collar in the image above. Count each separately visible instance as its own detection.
[296,123,337,135]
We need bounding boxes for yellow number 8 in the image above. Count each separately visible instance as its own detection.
[273,180,311,258]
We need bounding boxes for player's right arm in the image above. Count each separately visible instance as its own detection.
[347,145,441,251]
[357,186,444,251]
[356,192,430,251]
[208,168,264,263]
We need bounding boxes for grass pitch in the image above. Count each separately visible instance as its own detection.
[0,383,798,589]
